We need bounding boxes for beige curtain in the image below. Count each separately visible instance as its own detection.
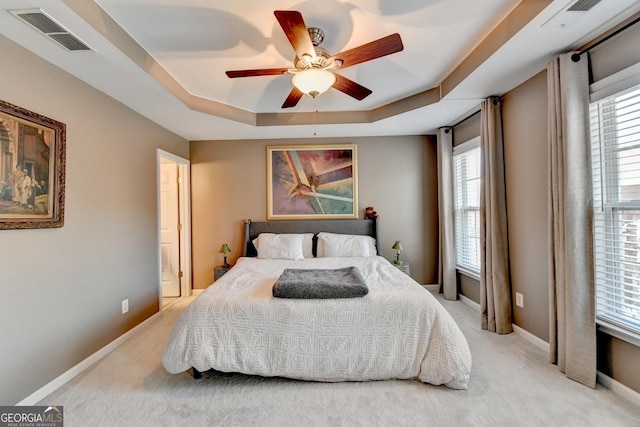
[480,97,512,334]
[437,127,457,300]
[547,53,596,388]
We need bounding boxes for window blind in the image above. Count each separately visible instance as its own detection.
[591,84,640,335]
[453,138,481,276]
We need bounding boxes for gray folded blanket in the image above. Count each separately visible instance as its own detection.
[272,267,369,299]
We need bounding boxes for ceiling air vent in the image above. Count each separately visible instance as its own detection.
[10,8,93,51]
[567,0,602,12]
[542,0,602,29]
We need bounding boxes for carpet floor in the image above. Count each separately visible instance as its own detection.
[39,293,640,426]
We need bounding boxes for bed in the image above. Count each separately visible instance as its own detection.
[162,219,472,389]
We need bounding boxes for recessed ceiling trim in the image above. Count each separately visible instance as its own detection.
[370,88,441,122]
[256,110,372,127]
[443,0,553,97]
[255,87,442,127]
[59,0,256,125]
[9,8,93,51]
[61,0,549,128]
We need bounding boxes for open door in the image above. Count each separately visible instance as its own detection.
[160,160,180,297]
[157,150,191,309]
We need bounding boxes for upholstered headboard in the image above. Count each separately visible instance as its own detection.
[243,219,379,257]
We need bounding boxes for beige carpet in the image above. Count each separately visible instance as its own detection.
[39,293,640,426]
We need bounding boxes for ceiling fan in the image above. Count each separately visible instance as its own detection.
[225,10,404,108]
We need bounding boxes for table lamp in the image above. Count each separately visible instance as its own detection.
[219,243,231,267]
[392,241,403,265]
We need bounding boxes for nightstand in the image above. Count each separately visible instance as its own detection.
[214,265,233,280]
[393,262,410,276]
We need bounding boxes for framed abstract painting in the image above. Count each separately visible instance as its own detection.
[0,100,66,229]
[267,144,358,219]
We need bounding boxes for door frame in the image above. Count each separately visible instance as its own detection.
[156,149,192,309]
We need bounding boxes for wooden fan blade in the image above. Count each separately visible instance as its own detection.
[332,74,372,100]
[282,87,304,108]
[274,10,316,61]
[226,68,289,78]
[328,33,403,69]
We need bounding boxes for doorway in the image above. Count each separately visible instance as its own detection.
[157,150,191,310]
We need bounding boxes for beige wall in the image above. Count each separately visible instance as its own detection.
[450,70,556,345]
[502,70,549,341]
[0,35,189,404]
[190,136,438,289]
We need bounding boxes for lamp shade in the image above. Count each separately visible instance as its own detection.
[392,241,403,251]
[219,243,231,254]
[292,68,336,98]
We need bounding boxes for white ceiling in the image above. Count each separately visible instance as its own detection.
[1,0,640,140]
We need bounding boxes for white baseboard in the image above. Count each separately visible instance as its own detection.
[442,293,639,406]
[17,311,162,406]
[459,293,479,310]
[192,289,204,295]
[422,284,439,292]
[512,324,550,353]
[456,294,549,353]
[597,372,640,407]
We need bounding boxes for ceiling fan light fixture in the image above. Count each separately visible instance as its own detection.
[226,11,402,108]
[292,68,336,98]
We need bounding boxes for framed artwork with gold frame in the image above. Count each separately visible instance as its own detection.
[267,144,358,220]
[0,99,66,229]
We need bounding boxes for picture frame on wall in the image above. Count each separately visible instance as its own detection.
[0,99,66,229]
[267,144,358,220]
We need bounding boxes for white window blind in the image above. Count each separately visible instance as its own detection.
[591,84,640,336]
[453,138,481,277]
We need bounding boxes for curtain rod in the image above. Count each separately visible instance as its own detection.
[444,109,481,133]
[445,96,501,132]
[572,15,640,62]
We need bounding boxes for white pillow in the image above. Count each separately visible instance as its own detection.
[316,232,377,257]
[255,233,307,260]
[253,233,313,258]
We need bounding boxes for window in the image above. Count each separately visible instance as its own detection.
[453,137,481,277]
[591,84,640,337]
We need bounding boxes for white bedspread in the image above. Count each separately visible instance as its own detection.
[162,256,472,389]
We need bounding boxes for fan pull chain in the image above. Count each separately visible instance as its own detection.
[313,104,317,136]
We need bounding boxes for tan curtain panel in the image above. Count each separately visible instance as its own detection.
[547,53,596,388]
[437,127,457,300]
[480,97,512,334]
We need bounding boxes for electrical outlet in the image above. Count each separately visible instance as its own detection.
[515,292,524,308]
[122,299,129,314]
